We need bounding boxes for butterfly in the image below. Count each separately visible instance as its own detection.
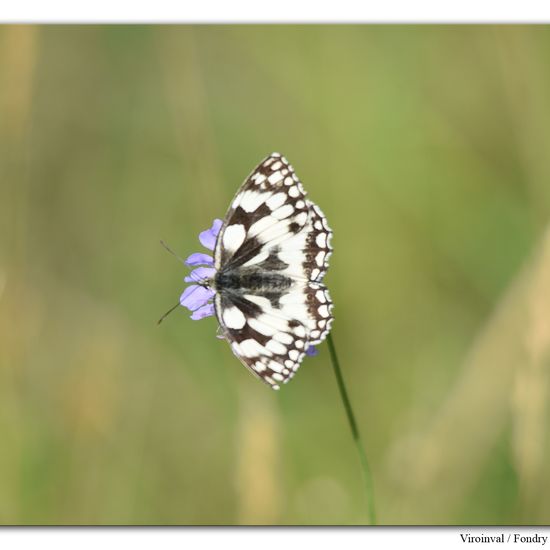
[210,153,334,390]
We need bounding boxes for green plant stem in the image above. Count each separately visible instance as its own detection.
[326,333,377,525]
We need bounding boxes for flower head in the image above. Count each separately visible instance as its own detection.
[179,219,222,320]
[306,345,318,356]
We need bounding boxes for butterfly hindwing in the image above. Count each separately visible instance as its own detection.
[214,281,333,389]
[303,201,332,282]
[214,293,307,389]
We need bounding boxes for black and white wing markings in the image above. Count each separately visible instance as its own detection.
[214,281,333,390]
[304,281,334,345]
[214,152,310,271]
[301,200,333,282]
[212,152,334,390]
[216,293,309,389]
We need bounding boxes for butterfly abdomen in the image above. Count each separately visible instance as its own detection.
[215,268,292,293]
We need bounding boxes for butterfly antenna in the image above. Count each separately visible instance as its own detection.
[157,301,181,325]
[160,240,187,266]
[158,285,205,325]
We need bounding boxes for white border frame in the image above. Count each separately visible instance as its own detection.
[1,0,550,23]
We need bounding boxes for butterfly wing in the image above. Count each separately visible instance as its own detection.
[214,153,311,272]
[214,281,333,389]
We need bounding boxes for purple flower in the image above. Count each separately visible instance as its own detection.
[185,253,214,267]
[184,266,216,284]
[199,219,223,251]
[306,345,318,356]
[180,219,222,320]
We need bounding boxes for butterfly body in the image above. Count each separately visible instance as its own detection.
[215,266,293,295]
[209,152,333,390]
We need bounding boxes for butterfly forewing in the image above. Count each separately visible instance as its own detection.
[213,153,334,389]
[214,153,310,271]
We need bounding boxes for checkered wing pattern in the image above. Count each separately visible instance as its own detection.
[213,153,333,390]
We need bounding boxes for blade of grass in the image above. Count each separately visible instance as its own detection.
[327,333,376,525]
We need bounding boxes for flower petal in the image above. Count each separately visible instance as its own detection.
[185,252,214,267]
[180,285,215,312]
[211,218,223,236]
[306,345,318,357]
[184,267,216,284]
[199,219,224,250]
[190,302,215,320]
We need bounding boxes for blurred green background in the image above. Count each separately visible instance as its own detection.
[1,25,550,525]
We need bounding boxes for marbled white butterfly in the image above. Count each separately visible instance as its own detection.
[210,153,334,389]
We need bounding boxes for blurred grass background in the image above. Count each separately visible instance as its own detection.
[1,24,550,525]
